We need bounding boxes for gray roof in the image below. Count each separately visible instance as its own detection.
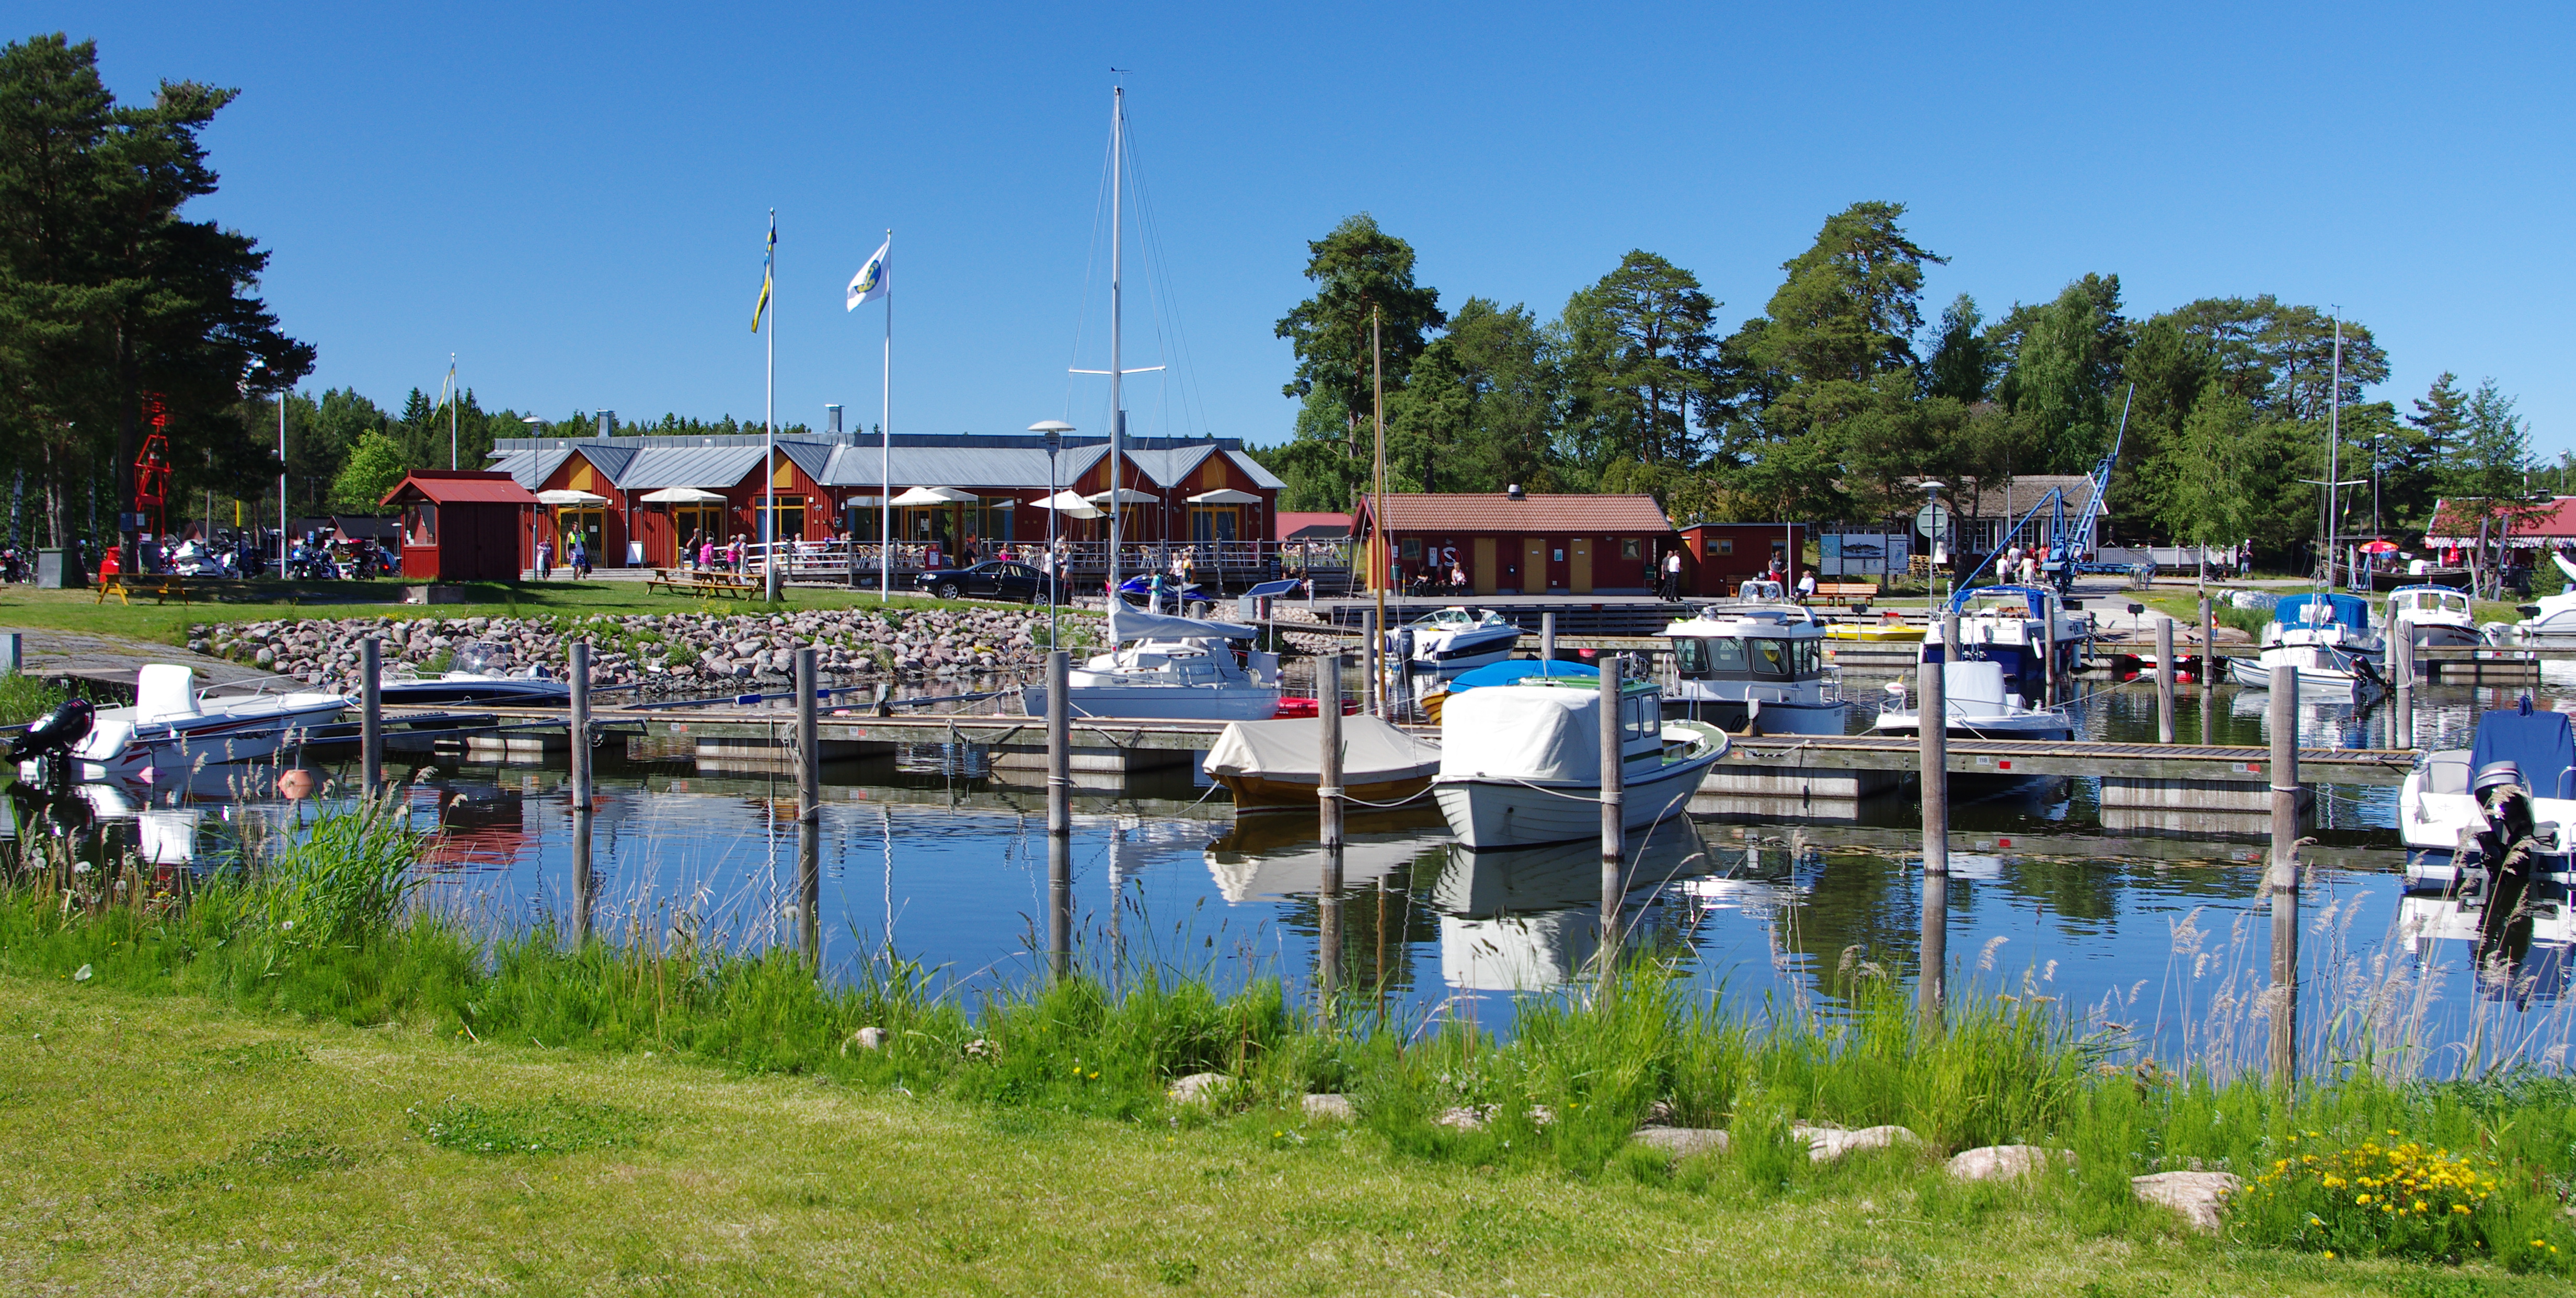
[491,447,572,490]
[481,431,1282,496]
[617,444,768,490]
[819,443,1111,491]
[1957,475,2109,521]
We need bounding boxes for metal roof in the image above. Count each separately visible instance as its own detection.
[380,471,538,507]
[489,448,572,490]
[1124,444,1217,487]
[819,443,1111,490]
[1224,449,1286,490]
[615,444,768,490]
[1360,493,1674,534]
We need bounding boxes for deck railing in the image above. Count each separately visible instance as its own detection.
[703,538,1358,592]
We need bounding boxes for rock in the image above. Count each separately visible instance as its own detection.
[2131,1171,2240,1233]
[1795,1123,1923,1163]
[1946,1145,2077,1181]
[1168,1072,1234,1106]
[1435,1106,1489,1131]
[1302,1094,1356,1122]
[842,1026,888,1052]
[1632,1127,1729,1158]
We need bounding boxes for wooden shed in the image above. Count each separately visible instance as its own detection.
[1677,522,1802,596]
[1355,490,1673,594]
[381,470,538,582]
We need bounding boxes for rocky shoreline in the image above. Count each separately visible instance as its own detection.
[193,606,1106,694]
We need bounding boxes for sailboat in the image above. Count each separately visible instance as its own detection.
[1020,87,1282,723]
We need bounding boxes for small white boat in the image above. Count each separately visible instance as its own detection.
[1870,659,2073,742]
[2399,702,2576,892]
[12,664,348,783]
[2491,550,2576,646]
[1660,601,1847,735]
[1202,714,1441,811]
[1021,605,1282,721]
[1430,675,1728,850]
[2226,592,2385,698]
[2386,585,2479,650]
[1930,585,2089,704]
[1393,607,1521,676]
[377,640,571,707]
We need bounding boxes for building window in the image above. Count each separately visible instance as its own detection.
[1620,538,1640,559]
[1399,538,1421,560]
[1713,538,1734,556]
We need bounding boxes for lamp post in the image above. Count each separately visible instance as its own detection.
[1919,480,1949,610]
[1030,420,1074,650]
[522,417,545,579]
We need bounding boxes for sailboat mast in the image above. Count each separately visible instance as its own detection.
[1107,86,1124,596]
[2327,317,2342,590]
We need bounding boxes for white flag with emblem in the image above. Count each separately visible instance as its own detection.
[846,238,890,311]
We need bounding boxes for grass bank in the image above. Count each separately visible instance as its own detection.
[3,805,2572,1291]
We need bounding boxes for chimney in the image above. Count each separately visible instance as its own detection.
[826,404,843,436]
[1505,484,1526,501]
[595,410,616,438]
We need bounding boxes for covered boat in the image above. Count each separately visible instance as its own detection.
[1418,658,1595,724]
[1430,675,1727,849]
[1202,714,1441,811]
[2226,591,2385,697]
[11,664,348,783]
[2400,699,2576,891]
[1020,605,1282,721]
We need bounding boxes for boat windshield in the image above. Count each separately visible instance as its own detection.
[1958,588,2045,619]
[1677,635,1821,680]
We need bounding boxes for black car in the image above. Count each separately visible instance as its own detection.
[913,560,1050,602]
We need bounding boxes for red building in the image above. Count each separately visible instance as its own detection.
[380,471,539,581]
[1354,490,1673,594]
[1676,522,1803,596]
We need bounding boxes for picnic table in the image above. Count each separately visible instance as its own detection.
[94,573,194,605]
[646,568,763,600]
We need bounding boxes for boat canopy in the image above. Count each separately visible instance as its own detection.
[1446,659,1598,693]
[1438,679,1657,784]
[1105,605,1258,642]
[2389,586,2471,613]
[1202,715,1433,784]
[2274,592,2372,630]
[1955,585,2054,617]
[2469,699,2576,799]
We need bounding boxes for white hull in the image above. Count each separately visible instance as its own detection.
[1433,743,1722,849]
[2226,653,2378,697]
[1021,682,1280,721]
[2400,621,2480,650]
[1412,637,1519,676]
[1666,695,1849,736]
[1869,712,2073,743]
[17,697,349,782]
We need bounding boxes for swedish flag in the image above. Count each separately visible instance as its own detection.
[752,213,775,331]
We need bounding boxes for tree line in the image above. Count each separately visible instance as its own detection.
[1255,206,2541,567]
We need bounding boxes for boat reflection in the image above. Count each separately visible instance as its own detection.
[1431,821,1713,991]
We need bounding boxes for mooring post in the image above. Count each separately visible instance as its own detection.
[1317,846,1345,997]
[1318,654,1345,849]
[1598,654,1626,967]
[2039,598,2057,707]
[568,639,592,813]
[2393,628,2416,751]
[571,805,595,946]
[2200,596,2216,746]
[2156,616,2177,744]
[796,646,822,962]
[1045,650,1071,837]
[1542,610,1557,667]
[1360,606,1378,717]
[1918,615,1953,1026]
[2268,662,2301,1086]
[360,636,383,796]
[1046,832,1073,982]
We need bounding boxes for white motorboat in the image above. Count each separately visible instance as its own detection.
[2399,702,2576,892]
[1929,585,2088,705]
[2490,549,2576,646]
[1870,659,2073,742]
[11,664,348,783]
[1020,605,1282,721]
[2385,585,2479,650]
[1430,675,1728,850]
[1392,607,1521,676]
[1660,601,1847,735]
[1202,714,1440,811]
[377,640,571,707]
[2225,592,2385,698]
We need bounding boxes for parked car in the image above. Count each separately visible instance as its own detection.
[914,560,1048,602]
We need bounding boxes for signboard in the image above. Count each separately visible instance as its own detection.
[1822,532,1909,577]
[1914,502,1952,538]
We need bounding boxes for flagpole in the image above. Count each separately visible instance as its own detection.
[880,227,892,604]
[448,353,458,470]
[765,208,779,603]
[1108,86,1124,614]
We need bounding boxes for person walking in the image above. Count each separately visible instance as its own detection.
[535,535,554,581]
[2018,552,2038,586]
[1661,547,1684,600]
[568,536,588,579]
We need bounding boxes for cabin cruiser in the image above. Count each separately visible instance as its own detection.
[1201,714,1440,811]
[1020,605,1281,721]
[1390,607,1522,676]
[2399,700,2576,892]
[8,664,348,784]
[2489,549,2576,647]
[2225,592,2385,697]
[1431,674,1727,849]
[1660,602,1847,735]
[2385,585,2479,650]
[1932,585,2087,705]
[1870,659,2074,742]
[377,640,572,707]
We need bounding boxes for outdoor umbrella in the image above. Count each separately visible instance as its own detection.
[2360,539,2400,555]
[1030,490,1105,519]
[534,489,608,507]
[889,486,979,507]
[637,487,727,504]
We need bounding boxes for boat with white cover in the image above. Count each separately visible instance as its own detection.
[2385,585,2479,650]
[2399,700,2576,892]
[1430,675,1727,849]
[377,640,572,707]
[1870,659,2073,742]
[1202,714,1440,811]
[1392,607,1521,676]
[1020,605,1282,721]
[11,664,348,783]
[2489,550,2576,647]
[2226,592,2386,698]
[1660,602,1847,735]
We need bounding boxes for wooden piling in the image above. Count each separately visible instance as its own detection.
[1919,614,1953,1026]
[1046,833,1073,982]
[2393,629,2416,750]
[1361,607,1379,716]
[1319,654,1345,849]
[1045,650,1071,837]
[2268,663,2300,1086]
[360,637,383,796]
[2156,616,2176,744]
[1598,654,1625,962]
[571,807,595,945]
[2200,596,2216,746]
[1317,846,1344,997]
[796,646,821,962]
[568,640,592,813]
[1542,610,1557,665]
[2039,598,2057,707]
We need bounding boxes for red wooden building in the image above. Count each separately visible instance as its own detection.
[1676,522,1803,596]
[1354,490,1673,594]
[380,470,539,581]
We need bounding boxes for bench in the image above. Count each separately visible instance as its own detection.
[644,567,763,599]
[1811,582,1879,607]
[95,574,192,605]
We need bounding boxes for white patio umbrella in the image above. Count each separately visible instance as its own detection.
[1029,490,1105,519]
[535,489,608,507]
[1085,487,1159,505]
[889,485,979,507]
[1186,488,1261,505]
[637,487,727,503]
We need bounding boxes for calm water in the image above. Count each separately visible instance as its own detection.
[12,676,2572,1075]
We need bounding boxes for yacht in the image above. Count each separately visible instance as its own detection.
[2226,592,2385,697]
[1430,675,1727,849]
[1870,659,2073,742]
[10,664,348,784]
[1021,605,1282,721]
[1392,607,1522,676]
[2490,550,2576,646]
[377,640,572,707]
[2385,585,2479,650]
[1933,584,2088,704]
[1659,602,1847,735]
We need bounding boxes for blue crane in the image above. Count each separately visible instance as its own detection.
[1949,385,2131,611]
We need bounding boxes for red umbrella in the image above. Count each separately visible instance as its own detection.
[2359,539,2400,555]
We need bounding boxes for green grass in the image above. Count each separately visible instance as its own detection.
[0,672,67,725]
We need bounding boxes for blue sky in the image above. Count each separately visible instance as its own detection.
[47,2,2575,456]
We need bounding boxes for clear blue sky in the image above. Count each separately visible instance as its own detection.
[48,2,2575,456]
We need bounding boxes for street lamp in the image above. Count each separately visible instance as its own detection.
[1918,480,1949,609]
[1030,420,1074,649]
[246,357,286,578]
[523,417,545,580]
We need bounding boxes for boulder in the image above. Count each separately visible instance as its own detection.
[1301,1094,1356,1122]
[1168,1072,1234,1106]
[1632,1127,1729,1158]
[1794,1123,1922,1163]
[2131,1170,2240,1233]
[1946,1145,2076,1181]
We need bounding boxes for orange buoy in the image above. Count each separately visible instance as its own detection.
[277,768,317,800]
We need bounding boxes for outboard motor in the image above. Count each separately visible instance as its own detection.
[2464,760,2542,967]
[7,697,95,794]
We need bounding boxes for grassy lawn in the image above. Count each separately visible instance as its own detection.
[0,977,2537,1297]
[0,581,1038,648]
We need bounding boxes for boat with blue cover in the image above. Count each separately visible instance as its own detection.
[2226,591,2385,697]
